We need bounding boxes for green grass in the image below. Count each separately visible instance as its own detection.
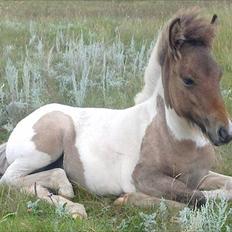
[0,185,182,232]
[0,1,232,231]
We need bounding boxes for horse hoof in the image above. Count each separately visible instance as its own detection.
[114,193,129,206]
[68,203,87,219]
[72,211,87,219]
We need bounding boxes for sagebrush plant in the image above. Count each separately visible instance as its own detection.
[179,198,232,232]
[0,23,154,129]
[139,212,157,232]
[27,199,42,215]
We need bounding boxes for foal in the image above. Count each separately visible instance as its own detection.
[1,10,232,218]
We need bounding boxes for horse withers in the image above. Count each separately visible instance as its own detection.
[1,9,232,218]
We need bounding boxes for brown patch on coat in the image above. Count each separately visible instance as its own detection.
[133,96,215,202]
[32,111,86,187]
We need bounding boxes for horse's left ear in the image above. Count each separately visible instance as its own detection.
[169,18,185,59]
[211,14,218,24]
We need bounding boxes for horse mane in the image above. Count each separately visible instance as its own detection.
[158,8,216,65]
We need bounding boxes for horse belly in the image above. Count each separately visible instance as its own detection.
[76,140,137,196]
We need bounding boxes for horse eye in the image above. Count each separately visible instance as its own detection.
[183,77,194,87]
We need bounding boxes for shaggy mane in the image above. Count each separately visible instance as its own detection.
[158,8,216,65]
[174,8,216,47]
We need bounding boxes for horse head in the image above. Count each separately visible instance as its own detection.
[158,9,232,146]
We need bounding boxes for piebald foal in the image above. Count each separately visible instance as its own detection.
[1,10,232,218]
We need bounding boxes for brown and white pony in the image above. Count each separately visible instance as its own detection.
[1,10,232,218]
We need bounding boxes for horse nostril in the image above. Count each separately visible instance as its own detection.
[218,127,229,142]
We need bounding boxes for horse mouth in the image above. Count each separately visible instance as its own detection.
[207,132,232,146]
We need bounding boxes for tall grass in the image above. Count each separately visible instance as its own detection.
[0,25,154,129]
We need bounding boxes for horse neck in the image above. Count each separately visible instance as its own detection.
[146,75,209,148]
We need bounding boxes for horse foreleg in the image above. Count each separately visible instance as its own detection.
[133,165,206,207]
[199,171,232,200]
[114,192,185,209]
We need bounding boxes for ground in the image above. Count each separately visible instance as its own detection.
[0,1,232,231]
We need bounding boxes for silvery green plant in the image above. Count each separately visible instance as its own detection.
[1,22,153,129]
[55,202,70,218]
[5,58,19,102]
[27,199,42,215]
[158,198,168,231]
[117,200,169,232]
[139,212,157,232]
[178,198,232,232]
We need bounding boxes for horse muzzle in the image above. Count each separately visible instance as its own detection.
[207,122,232,146]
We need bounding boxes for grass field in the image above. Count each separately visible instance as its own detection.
[0,1,232,231]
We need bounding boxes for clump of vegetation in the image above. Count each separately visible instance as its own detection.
[27,199,42,215]
[0,27,152,130]
[179,198,232,232]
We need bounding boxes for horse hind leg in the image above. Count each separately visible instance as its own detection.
[0,152,74,204]
[21,169,87,219]
[24,183,86,219]
[20,168,75,199]
[1,154,87,218]
[0,150,53,185]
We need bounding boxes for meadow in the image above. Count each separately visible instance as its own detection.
[0,1,232,231]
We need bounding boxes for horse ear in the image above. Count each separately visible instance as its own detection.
[169,18,185,59]
[211,14,218,24]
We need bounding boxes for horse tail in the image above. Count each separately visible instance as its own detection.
[0,143,9,178]
[134,32,162,105]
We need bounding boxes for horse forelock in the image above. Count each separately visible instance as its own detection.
[157,8,216,66]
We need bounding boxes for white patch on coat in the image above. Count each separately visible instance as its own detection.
[74,79,163,195]
[165,107,209,148]
[76,99,157,195]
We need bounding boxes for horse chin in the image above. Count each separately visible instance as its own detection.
[210,139,223,147]
[194,123,221,146]
[207,133,230,147]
